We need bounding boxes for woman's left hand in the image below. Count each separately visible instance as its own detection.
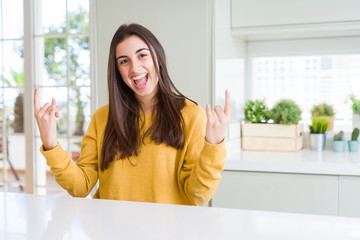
[205,90,231,144]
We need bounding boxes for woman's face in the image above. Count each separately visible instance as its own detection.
[115,35,159,104]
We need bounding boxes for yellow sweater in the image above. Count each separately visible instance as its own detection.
[41,100,227,206]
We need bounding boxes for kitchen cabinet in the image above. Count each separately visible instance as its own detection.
[339,176,360,217]
[212,171,339,216]
[213,146,360,217]
[231,0,360,36]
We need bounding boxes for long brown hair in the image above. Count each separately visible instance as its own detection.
[101,23,190,171]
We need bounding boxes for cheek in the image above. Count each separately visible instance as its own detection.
[118,67,127,80]
[148,63,159,80]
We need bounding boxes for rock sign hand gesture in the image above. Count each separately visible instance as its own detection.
[34,87,230,149]
[205,90,231,144]
[34,87,61,150]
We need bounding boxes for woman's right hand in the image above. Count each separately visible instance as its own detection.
[34,87,61,150]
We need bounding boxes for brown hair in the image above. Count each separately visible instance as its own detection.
[100,23,191,171]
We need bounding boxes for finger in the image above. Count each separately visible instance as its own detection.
[224,89,231,116]
[37,103,51,118]
[34,87,41,113]
[46,98,57,115]
[55,105,61,118]
[214,106,226,123]
[206,104,213,124]
[211,109,219,125]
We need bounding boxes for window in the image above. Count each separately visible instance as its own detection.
[0,0,93,194]
[34,0,91,195]
[0,0,25,192]
[248,37,360,131]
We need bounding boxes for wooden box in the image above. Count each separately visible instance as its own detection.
[241,123,303,152]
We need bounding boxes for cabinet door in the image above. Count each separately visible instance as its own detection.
[212,171,338,216]
[339,176,360,217]
[231,0,360,29]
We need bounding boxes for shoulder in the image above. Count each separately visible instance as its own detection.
[181,99,206,124]
[93,104,109,116]
[92,104,109,124]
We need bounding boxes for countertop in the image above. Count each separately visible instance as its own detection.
[1,192,360,240]
[225,139,360,176]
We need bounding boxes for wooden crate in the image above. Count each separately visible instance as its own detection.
[241,123,303,152]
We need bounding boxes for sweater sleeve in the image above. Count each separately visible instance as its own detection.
[40,114,99,197]
[179,107,227,206]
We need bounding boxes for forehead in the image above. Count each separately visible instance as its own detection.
[115,35,149,57]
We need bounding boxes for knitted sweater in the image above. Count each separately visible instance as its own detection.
[41,99,227,206]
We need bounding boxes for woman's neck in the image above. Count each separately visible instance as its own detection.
[138,96,156,114]
[136,88,158,114]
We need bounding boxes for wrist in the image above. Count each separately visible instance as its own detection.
[205,136,225,145]
[43,142,58,151]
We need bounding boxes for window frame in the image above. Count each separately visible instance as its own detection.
[21,0,97,194]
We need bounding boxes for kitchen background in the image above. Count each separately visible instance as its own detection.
[1,0,360,216]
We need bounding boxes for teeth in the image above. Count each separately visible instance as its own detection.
[133,73,147,80]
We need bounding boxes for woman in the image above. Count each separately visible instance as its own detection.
[34,23,231,206]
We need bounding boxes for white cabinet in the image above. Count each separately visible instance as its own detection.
[231,0,360,36]
[339,176,360,217]
[212,171,339,216]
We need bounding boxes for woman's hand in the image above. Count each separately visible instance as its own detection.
[34,87,61,150]
[205,90,231,144]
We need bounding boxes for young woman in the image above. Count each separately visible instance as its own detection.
[34,23,231,206]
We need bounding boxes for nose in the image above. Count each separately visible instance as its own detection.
[130,58,141,74]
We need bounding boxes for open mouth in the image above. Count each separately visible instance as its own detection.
[133,73,148,89]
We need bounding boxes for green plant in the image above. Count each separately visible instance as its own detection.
[243,99,270,123]
[73,141,82,148]
[350,94,360,115]
[309,118,328,134]
[311,103,334,117]
[269,99,302,125]
[352,128,359,141]
[333,130,344,141]
[2,69,25,133]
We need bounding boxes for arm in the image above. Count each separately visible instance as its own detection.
[40,114,99,197]
[179,90,230,206]
[179,110,227,206]
[34,87,98,197]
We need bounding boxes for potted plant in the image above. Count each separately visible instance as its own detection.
[241,99,303,152]
[311,103,334,131]
[309,117,328,151]
[348,128,359,152]
[350,94,360,129]
[333,130,345,152]
[268,99,302,125]
[243,99,270,123]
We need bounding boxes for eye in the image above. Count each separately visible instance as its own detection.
[119,59,128,65]
[139,53,147,58]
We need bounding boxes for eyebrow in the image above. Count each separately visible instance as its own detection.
[116,48,150,61]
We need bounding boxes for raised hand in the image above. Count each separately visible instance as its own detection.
[205,90,231,144]
[34,87,61,150]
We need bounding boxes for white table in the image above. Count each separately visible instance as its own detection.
[1,192,360,240]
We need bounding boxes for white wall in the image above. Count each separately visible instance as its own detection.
[214,0,246,141]
[215,0,246,60]
[95,0,213,108]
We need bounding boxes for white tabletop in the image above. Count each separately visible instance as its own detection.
[225,139,360,176]
[1,192,360,240]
